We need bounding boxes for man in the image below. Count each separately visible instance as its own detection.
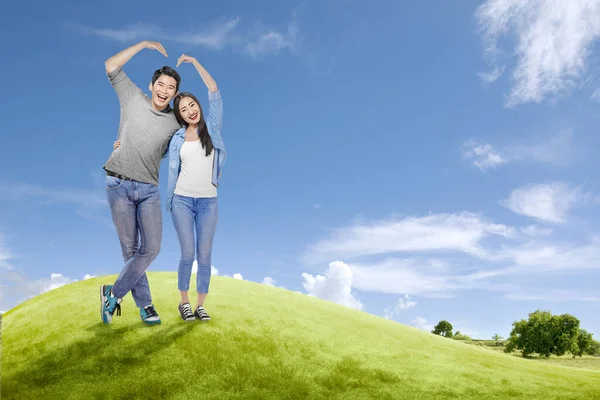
[100,40,181,325]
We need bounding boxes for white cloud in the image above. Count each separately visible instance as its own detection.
[83,274,96,280]
[351,258,455,296]
[233,273,244,280]
[244,21,298,58]
[505,291,600,302]
[500,182,584,223]
[492,237,600,272]
[313,204,323,210]
[301,261,364,310]
[520,225,554,238]
[384,294,417,319]
[506,130,575,166]
[191,261,219,276]
[0,271,80,312]
[170,18,241,49]
[262,276,276,286]
[591,88,600,102]
[478,65,505,83]
[302,200,600,299]
[410,316,433,331]
[71,15,299,58]
[69,20,240,50]
[462,130,575,171]
[0,235,14,270]
[303,212,514,265]
[0,232,103,313]
[0,182,106,207]
[461,140,507,171]
[0,181,110,226]
[476,0,600,106]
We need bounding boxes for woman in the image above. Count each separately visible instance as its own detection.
[113,53,226,322]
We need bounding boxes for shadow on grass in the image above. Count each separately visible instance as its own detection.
[6,321,405,400]
[5,321,198,399]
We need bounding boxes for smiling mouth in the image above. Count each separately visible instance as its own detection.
[189,112,198,120]
[157,94,168,102]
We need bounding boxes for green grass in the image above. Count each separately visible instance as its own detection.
[2,272,600,399]
[466,340,600,371]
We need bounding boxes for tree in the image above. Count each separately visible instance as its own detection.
[504,310,581,358]
[492,333,504,346]
[573,330,594,358]
[432,320,453,338]
[587,340,600,356]
[453,331,472,341]
[551,313,580,357]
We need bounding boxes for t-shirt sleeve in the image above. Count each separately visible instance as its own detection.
[106,68,140,105]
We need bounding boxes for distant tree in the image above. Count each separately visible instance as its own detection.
[453,332,472,341]
[432,320,453,338]
[573,330,594,358]
[492,334,503,342]
[505,310,580,358]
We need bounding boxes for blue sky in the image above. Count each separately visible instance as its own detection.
[2,0,600,339]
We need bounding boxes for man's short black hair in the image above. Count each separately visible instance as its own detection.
[152,66,181,91]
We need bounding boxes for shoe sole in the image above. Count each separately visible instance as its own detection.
[141,319,162,325]
[100,285,109,324]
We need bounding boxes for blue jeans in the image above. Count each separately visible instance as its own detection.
[170,194,218,294]
[105,175,162,308]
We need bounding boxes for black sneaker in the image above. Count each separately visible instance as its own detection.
[194,306,211,321]
[178,302,195,321]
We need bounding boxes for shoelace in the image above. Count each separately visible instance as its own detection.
[181,304,193,319]
[144,306,158,318]
[110,302,121,317]
[196,307,208,318]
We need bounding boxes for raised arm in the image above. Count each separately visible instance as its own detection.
[177,54,218,92]
[105,41,168,73]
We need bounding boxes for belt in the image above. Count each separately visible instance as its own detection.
[106,170,135,181]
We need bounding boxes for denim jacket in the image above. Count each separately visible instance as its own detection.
[166,89,226,211]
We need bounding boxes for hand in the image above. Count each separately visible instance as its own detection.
[113,140,121,150]
[143,41,168,58]
[176,54,196,67]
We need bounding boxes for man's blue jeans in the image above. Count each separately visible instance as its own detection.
[170,194,218,294]
[105,175,162,308]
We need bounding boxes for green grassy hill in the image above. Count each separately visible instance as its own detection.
[2,272,599,399]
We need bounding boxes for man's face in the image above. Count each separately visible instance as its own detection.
[149,74,178,110]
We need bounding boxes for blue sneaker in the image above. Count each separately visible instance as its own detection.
[100,285,122,324]
[140,304,161,325]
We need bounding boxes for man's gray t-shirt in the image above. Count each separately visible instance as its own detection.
[103,68,180,186]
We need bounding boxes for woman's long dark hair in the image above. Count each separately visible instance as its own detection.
[174,92,214,156]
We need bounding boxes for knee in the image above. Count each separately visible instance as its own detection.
[196,251,212,266]
[142,242,161,260]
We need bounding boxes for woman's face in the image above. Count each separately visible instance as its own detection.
[178,96,201,126]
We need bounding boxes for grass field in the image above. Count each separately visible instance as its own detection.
[2,272,600,399]
[463,339,600,370]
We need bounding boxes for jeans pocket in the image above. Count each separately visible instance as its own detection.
[105,175,123,190]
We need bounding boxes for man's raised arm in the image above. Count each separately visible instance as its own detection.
[105,41,168,74]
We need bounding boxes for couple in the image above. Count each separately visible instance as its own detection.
[99,40,226,325]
